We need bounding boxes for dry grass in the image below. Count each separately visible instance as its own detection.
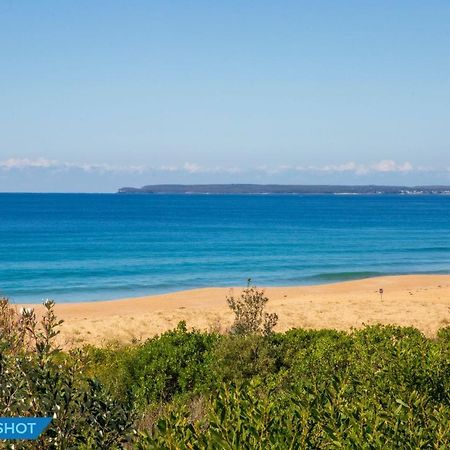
[21,275,450,348]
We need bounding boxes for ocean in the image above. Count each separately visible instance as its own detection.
[1,193,450,303]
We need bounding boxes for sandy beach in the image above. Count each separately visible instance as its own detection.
[21,275,450,348]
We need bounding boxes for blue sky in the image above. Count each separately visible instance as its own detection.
[1,1,450,192]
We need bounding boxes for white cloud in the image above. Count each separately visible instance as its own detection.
[0,158,240,175]
[371,160,413,173]
[158,165,179,172]
[0,158,146,174]
[0,157,439,178]
[0,158,59,170]
[313,162,369,174]
[183,162,203,173]
[181,162,241,174]
[258,160,415,176]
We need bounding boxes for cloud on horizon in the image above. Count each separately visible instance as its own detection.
[1,157,445,176]
[1,157,450,192]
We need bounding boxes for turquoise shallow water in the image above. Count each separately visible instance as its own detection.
[1,193,450,303]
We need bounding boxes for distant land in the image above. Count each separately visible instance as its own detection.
[118,184,450,195]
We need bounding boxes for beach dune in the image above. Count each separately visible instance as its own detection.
[23,275,450,348]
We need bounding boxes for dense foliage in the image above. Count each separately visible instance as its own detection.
[0,299,134,449]
[1,294,449,449]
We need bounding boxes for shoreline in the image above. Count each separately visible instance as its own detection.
[22,275,450,348]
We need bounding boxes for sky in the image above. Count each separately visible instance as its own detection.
[1,1,450,192]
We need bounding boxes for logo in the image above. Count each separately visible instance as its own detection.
[0,418,52,440]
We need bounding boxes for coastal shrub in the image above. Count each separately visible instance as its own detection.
[124,321,218,406]
[86,322,219,408]
[277,328,352,377]
[211,334,277,384]
[136,381,307,450]
[0,298,135,449]
[2,293,449,448]
[85,343,138,402]
[348,326,450,404]
[437,325,450,343]
[227,279,278,335]
[133,322,449,448]
[136,377,450,449]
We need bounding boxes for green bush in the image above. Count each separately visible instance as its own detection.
[84,342,138,402]
[0,298,135,449]
[2,293,449,448]
[227,280,278,335]
[137,378,450,449]
[124,321,218,406]
[211,334,277,384]
[437,325,450,343]
[135,324,450,448]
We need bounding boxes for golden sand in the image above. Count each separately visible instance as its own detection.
[21,275,450,348]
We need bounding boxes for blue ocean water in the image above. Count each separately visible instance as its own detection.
[1,193,450,303]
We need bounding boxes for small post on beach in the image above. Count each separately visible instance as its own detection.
[379,288,384,301]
